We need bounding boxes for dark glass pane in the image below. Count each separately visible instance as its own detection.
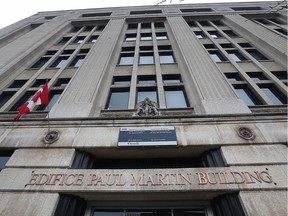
[234,87,261,106]
[0,151,13,171]
[139,55,154,64]
[50,57,68,68]
[113,76,131,85]
[137,90,157,103]
[37,92,61,111]
[260,86,287,105]
[165,90,188,108]
[31,57,50,68]
[138,76,156,84]
[227,51,246,61]
[126,209,171,216]
[9,80,27,88]
[70,56,85,67]
[93,210,123,216]
[247,72,267,81]
[119,56,134,65]
[247,50,268,60]
[174,209,206,216]
[107,91,129,109]
[160,54,175,64]
[209,51,226,62]
[225,73,242,81]
[55,78,71,88]
[10,93,34,111]
[0,92,14,108]
[271,71,288,80]
[163,75,181,84]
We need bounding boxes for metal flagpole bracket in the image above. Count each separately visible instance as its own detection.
[43,130,60,144]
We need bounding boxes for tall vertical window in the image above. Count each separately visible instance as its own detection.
[164,89,188,108]
[139,53,154,64]
[159,53,175,64]
[37,91,63,111]
[209,51,226,62]
[107,90,130,109]
[137,89,157,104]
[119,54,134,65]
[69,56,85,67]
[50,57,68,68]
[234,86,261,106]
[31,57,50,68]
[259,85,287,105]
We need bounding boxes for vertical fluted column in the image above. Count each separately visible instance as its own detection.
[167,16,251,114]
[50,19,125,118]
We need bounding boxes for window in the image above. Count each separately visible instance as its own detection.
[138,75,156,84]
[156,32,168,40]
[139,53,154,65]
[208,31,221,38]
[32,79,48,87]
[259,85,287,105]
[9,80,27,88]
[58,37,71,44]
[0,150,14,171]
[227,51,247,61]
[119,54,134,65]
[62,49,74,54]
[204,44,216,49]
[92,208,208,216]
[37,91,62,111]
[125,34,137,41]
[162,74,181,84]
[224,73,242,81]
[10,92,34,111]
[194,31,206,39]
[128,23,138,29]
[73,36,85,44]
[137,89,157,103]
[69,56,85,67]
[220,43,233,48]
[50,57,68,68]
[106,90,129,109]
[247,72,267,81]
[271,71,287,80]
[54,78,71,88]
[0,92,15,109]
[97,25,106,31]
[223,30,238,37]
[130,10,162,15]
[30,57,50,68]
[209,51,226,62]
[154,22,165,28]
[113,76,131,85]
[88,36,98,43]
[82,12,111,17]
[84,25,95,31]
[165,89,188,108]
[274,28,287,36]
[140,33,152,41]
[231,7,261,11]
[198,21,210,26]
[141,23,151,28]
[181,8,212,12]
[45,50,57,55]
[234,86,261,106]
[246,50,268,60]
[238,43,252,48]
[79,49,90,54]
[159,53,175,64]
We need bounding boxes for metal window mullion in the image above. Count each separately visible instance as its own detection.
[128,23,141,109]
[152,22,166,108]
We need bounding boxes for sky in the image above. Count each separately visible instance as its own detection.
[0,0,274,29]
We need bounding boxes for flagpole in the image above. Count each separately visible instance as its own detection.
[47,102,51,133]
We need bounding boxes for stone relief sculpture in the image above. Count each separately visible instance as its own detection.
[136,97,159,116]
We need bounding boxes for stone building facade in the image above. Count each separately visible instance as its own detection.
[0,1,287,216]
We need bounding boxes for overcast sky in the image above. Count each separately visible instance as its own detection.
[0,0,273,29]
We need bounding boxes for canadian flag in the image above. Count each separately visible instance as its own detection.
[14,82,49,121]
